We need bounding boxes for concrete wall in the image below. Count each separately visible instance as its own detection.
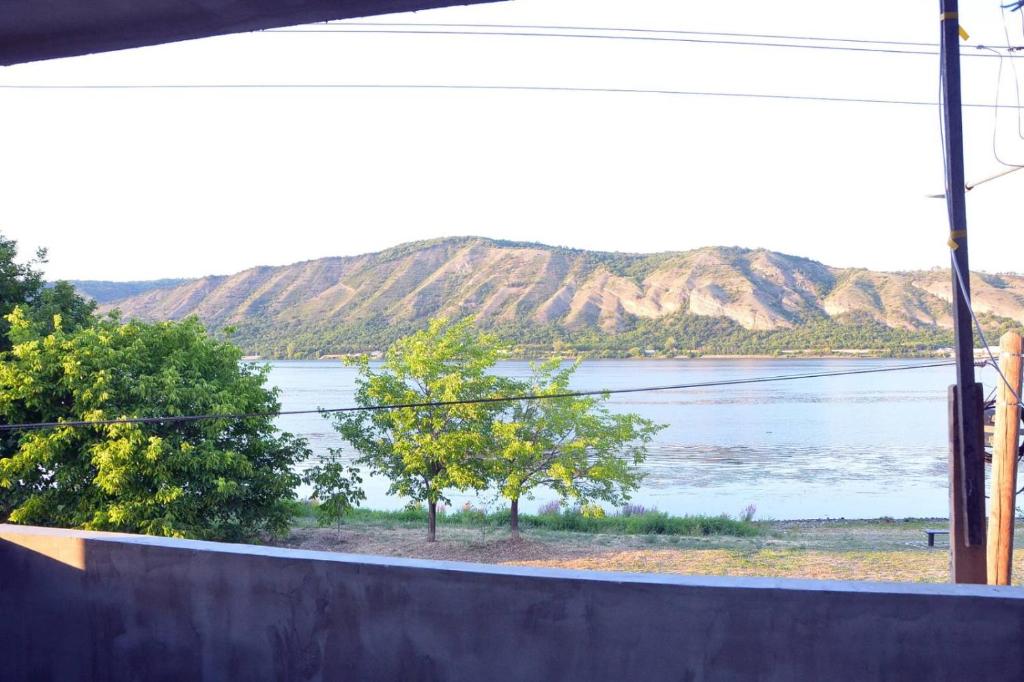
[2,524,1023,681]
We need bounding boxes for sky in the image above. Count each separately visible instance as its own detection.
[2,0,1024,281]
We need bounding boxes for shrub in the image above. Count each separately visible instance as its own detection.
[521,510,758,537]
[450,502,487,525]
[537,500,562,516]
[329,507,760,538]
[620,503,648,517]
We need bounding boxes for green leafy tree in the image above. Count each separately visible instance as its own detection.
[0,233,46,350]
[331,318,505,541]
[0,313,309,541]
[21,281,97,338]
[303,456,365,533]
[0,232,98,347]
[491,359,663,539]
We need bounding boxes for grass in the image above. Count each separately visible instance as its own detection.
[276,514,1024,585]
[289,501,760,538]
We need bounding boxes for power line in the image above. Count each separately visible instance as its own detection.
[0,360,958,432]
[980,44,1024,166]
[949,254,1024,409]
[304,21,1017,54]
[1,82,1022,110]
[263,26,1009,58]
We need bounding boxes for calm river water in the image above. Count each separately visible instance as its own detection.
[269,358,992,520]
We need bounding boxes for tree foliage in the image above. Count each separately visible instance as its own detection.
[0,232,97,348]
[330,318,506,541]
[225,309,971,361]
[303,457,365,532]
[0,314,309,540]
[22,281,97,338]
[492,359,663,537]
[332,319,664,541]
[0,233,47,350]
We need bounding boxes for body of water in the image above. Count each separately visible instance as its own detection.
[269,358,988,520]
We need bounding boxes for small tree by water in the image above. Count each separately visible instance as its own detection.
[304,456,365,535]
[329,318,505,542]
[491,359,664,540]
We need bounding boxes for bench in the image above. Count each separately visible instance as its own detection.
[925,529,949,547]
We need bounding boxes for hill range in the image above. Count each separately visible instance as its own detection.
[69,237,1024,358]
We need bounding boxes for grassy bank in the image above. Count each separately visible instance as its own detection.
[289,503,760,538]
[277,516,1024,585]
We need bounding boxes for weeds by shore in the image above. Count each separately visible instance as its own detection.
[288,502,760,538]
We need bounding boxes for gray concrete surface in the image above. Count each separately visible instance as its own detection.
[2,523,1023,681]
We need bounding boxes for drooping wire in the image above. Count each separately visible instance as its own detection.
[261,26,1019,59]
[975,6,1024,167]
[2,82,1024,111]
[977,45,1024,167]
[0,360,959,432]
[321,21,944,46]
[949,254,1024,410]
[999,6,1024,141]
[289,21,1020,56]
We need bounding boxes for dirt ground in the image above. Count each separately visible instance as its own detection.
[276,519,1024,585]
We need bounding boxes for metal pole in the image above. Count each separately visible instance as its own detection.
[939,0,986,558]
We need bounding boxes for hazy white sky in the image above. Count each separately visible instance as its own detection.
[2,0,1024,280]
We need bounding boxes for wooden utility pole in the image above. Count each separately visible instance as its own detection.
[987,332,1022,585]
[939,0,987,582]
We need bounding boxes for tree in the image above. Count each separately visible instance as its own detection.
[0,233,46,350]
[491,359,663,539]
[0,231,97,347]
[331,318,505,541]
[0,313,310,541]
[20,281,97,339]
[303,456,365,534]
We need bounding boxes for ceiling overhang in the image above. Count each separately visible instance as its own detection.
[0,0,505,66]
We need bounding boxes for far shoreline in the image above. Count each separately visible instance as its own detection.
[247,352,956,362]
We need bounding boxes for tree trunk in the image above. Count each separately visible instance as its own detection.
[510,498,520,541]
[427,500,437,542]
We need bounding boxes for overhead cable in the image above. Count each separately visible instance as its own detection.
[2,82,1023,110]
[262,26,1015,58]
[949,255,1024,409]
[0,360,959,432]
[285,21,1018,56]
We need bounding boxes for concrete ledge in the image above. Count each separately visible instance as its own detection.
[2,524,1022,681]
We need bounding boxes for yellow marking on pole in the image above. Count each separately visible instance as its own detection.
[939,12,968,40]
[948,229,967,250]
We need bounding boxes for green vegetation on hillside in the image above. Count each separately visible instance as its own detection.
[230,312,967,359]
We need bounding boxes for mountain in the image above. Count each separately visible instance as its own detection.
[71,237,1024,357]
[69,278,191,304]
